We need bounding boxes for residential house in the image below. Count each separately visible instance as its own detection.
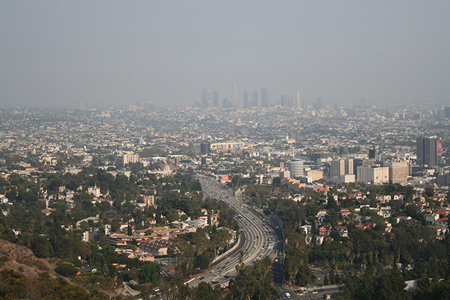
[335,225,348,237]
[428,225,449,236]
[316,210,328,225]
[432,217,448,228]
[319,226,331,237]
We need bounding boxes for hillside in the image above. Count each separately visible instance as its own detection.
[0,238,54,279]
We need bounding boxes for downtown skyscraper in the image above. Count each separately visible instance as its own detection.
[261,86,269,107]
[201,89,212,108]
[417,136,442,166]
[231,82,238,108]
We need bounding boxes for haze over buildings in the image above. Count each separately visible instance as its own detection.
[1,1,450,108]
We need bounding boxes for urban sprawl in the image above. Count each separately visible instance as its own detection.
[1,99,450,299]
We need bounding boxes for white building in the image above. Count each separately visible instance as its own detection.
[288,159,304,178]
[357,166,389,184]
[387,161,410,184]
[331,174,356,184]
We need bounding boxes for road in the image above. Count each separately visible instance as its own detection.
[189,174,278,288]
[269,214,285,286]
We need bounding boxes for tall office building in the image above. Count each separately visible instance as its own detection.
[387,161,410,184]
[261,87,269,107]
[445,107,450,119]
[243,91,249,108]
[295,91,301,108]
[288,159,304,178]
[201,89,212,108]
[281,95,293,108]
[200,142,211,154]
[330,159,353,177]
[252,91,258,107]
[357,166,389,184]
[437,172,450,186]
[231,82,238,107]
[330,159,345,177]
[353,159,363,175]
[345,159,354,175]
[213,90,219,107]
[417,136,442,166]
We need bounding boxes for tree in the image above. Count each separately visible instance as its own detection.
[195,253,210,270]
[191,180,202,191]
[424,187,434,198]
[192,282,223,300]
[138,261,160,284]
[272,177,281,187]
[324,274,329,285]
[54,263,78,277]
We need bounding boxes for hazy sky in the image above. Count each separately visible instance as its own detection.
[1,1,449,108]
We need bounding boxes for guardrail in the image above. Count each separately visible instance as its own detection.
[210,233,243,267]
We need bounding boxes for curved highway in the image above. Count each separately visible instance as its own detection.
[189,175,278,287]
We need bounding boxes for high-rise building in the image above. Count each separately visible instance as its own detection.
[353,159,364,175]
[445,107,450,119]
[115,154,141,166]
[201,89,212,108]
[288,159,304,178]
[417,136,442,166]
[330,159,345,177]
[387,161,410,184]
[231,82,238,107]
[213,90,219,107]
[243,91,249,108]
[261,87,269,107]
[369,148,376,159]
[357,166,389,184]
[295,91,301,108]
[437,172,450,186]
[200,142,211,154]
[280,95,292,108]
[345,159,354,175]
[330,159,353,178]
[252,91,258,107]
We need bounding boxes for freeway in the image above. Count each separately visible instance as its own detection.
[189,175,278,287]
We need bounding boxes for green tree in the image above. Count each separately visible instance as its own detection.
[195,253,210,270]
[138,261,161,284]
[54,263,78,277]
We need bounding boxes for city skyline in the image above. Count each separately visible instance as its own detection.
[1,1,450,108]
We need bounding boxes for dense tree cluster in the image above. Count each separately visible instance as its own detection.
[0,269,108,300]
[227,257,280,299]
[0,169,241,297]
[240,181,450,298]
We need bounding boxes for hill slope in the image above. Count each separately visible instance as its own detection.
[0,238,53,279]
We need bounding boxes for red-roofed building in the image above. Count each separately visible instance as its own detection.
[339,208,351,218]
[219,176,232,184]
[427,225,449,236]
[319,226,331,237]
[335,226,348,237]
[432,217,448,228]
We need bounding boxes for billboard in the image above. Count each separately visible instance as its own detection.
[437,139,442,156]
